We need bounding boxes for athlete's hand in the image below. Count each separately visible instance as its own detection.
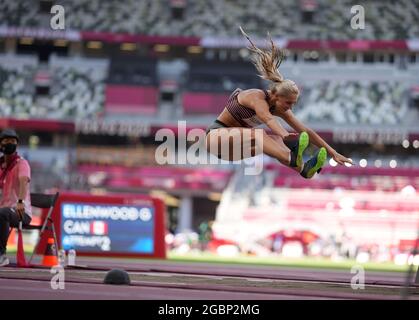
[332,152,353,166]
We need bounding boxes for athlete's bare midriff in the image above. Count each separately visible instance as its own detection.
[216,108,242,127]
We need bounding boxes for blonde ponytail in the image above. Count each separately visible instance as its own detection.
[240,26,299,98]
[240,26,285,83]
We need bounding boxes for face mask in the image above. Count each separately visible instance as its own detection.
[0,143,17,155]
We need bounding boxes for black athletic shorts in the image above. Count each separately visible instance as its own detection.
[205,119,228,135]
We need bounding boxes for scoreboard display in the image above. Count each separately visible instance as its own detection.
[37,192,166,258]
[61,203,155,254]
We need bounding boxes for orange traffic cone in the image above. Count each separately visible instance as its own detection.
[17,223,28,267]
[42,238,58,267]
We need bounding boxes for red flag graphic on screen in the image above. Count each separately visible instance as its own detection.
[90,221,108,235]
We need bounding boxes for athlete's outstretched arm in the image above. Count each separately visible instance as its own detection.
[281,110,353,166]
[247,95,297,139]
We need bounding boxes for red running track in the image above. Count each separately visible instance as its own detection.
[0,257,417,300]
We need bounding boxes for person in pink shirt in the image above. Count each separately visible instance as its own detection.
[0,129,32,267]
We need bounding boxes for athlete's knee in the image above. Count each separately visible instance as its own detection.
[0,208,11,222]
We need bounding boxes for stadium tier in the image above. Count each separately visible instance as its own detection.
[1,0,419,39]
[0,56,36,117]
[296,80,410,124]
[1,54,417,125]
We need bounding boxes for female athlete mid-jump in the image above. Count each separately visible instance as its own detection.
[205,27,353,178]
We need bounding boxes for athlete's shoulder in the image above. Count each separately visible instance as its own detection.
[239,88,266,100]
[237,88,268,109]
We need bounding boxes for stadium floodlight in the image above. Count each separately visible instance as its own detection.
[389,160,397,168]
[87,41,102,49]
[54,39,68,47]
[120,43,136,51]
[154,44,170,52]
[187,46,203,54]
[20,37,34,45]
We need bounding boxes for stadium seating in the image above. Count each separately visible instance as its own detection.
[0,55,107,119]
[48,66,105,119]
[0,1,39,27]
[1,0,419,39]
[0,54,413,123]
[48,56,108,119]
[270,164,419,192]
[295,80,409,124]
[77,164,233,192]
[0,56,36,118]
